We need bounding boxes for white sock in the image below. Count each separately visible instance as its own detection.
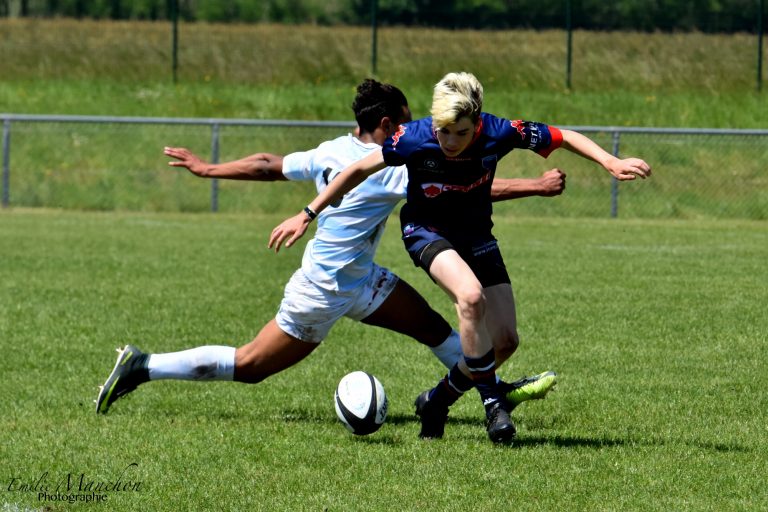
[430,330,463,369]
[147,346,236,381]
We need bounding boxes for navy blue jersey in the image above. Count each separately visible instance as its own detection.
[382,113,562,233]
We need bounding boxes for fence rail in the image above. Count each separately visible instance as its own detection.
[2,113,767,219]
[1,114,354,212]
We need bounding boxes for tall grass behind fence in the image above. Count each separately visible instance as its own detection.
[4,119,767,219]
[0,18,764,95]
[2,19,766,126]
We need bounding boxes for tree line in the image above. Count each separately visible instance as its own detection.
[1,0,765,33]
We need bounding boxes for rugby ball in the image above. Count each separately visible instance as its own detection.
[334,371,388,435]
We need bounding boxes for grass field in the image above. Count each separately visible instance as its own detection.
[1,209,766,511]
[1,17,767,510]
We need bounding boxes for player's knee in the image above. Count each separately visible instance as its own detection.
[456,287,486,323]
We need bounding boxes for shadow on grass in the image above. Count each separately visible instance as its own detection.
[218,408,751,454]
[389,413,750,453]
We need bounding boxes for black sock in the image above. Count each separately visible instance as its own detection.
[428,363,474,408]
[464,349,503,413]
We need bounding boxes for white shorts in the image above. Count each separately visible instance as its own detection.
[275,263,399,343]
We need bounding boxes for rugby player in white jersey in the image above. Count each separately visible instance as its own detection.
[95,79,563,416]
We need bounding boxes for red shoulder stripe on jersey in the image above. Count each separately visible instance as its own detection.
[538,126,563,158]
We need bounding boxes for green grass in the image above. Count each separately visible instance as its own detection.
[1,19,767,126]
[5,121,766,219]
[1,210,766,510]
[1,16,766,511]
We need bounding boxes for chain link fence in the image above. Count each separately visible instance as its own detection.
[2,114,767,220]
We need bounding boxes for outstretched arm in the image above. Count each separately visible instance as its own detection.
[491,169,566,202]
[268,150,387,252]
[559,130,651,181]
[164,147,287,181]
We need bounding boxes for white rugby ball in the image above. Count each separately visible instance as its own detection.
[334,371,388,435]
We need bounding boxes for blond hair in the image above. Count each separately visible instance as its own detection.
[430,72,484,129]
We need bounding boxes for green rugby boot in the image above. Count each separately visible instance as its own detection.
[502,371,557,409]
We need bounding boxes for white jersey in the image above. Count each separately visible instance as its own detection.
[282,134,408,292]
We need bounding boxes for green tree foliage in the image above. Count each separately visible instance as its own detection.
[3,0,766,32]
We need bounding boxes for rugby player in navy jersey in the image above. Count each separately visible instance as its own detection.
[270,72,651,443]
[95,78,565,416]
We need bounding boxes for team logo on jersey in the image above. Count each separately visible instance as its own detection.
[510,119,527,139]
[420,171,493,198]
[422,184,442,198]
[391,124,407,146]
[424,159,437,169]
[481,155,497,171]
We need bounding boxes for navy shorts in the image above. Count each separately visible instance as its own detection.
[401,221,510,288]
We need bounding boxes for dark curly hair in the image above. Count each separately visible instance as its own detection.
[352,79,409,134]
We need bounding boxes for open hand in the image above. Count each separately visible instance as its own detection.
[607,157,652,181]
[164,147,209,177]
[268,212,312,252]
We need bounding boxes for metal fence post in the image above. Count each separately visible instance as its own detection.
[2,118,10,208]
[210,123,220,213]
[171,0,179,84]
[610,130,621,218]
[566,0,573,90]
[759,0,764,92]
[371,0,378,76]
